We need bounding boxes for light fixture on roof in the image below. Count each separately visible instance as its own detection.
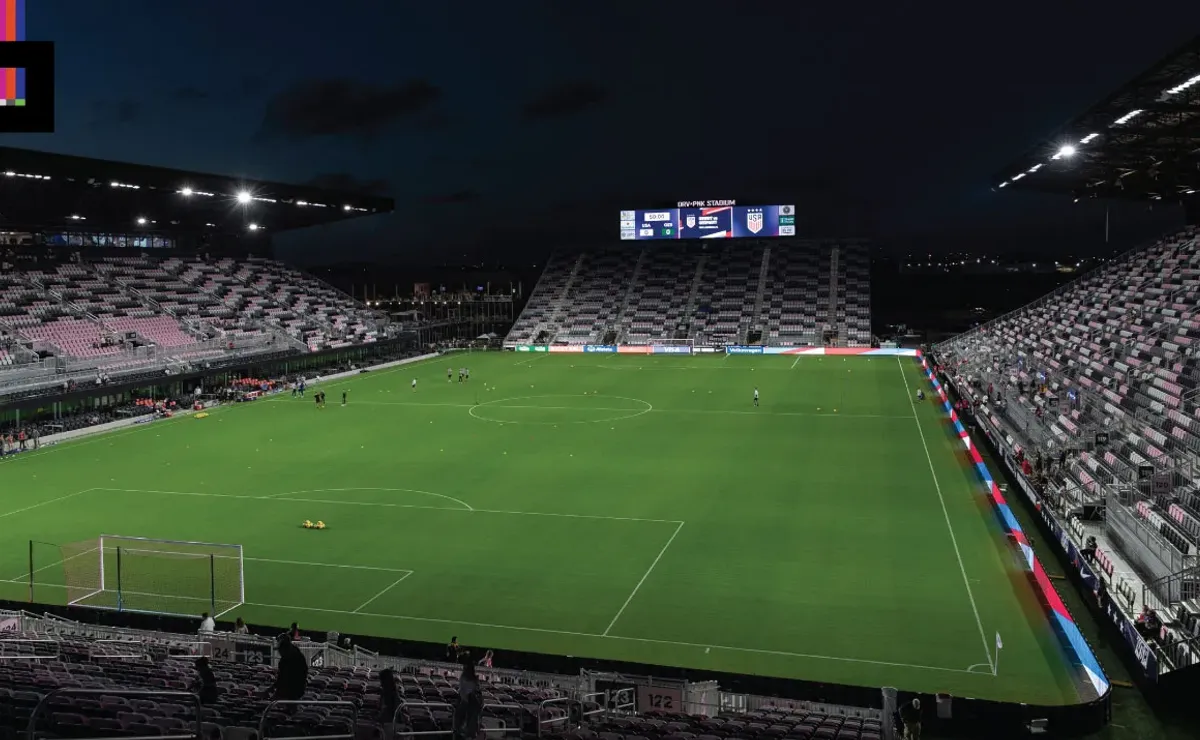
[1056,145,1077,159]
[1079,133,1100,144]
[136,217,147,225]
[180,187,194,196]
[3,171,13,177]
[343,204,352,211]
[68,214,85,220]
[1112,110,1143,125]
[236,191,252,204]
[1164,74,1200,96]
[247,223,259,231]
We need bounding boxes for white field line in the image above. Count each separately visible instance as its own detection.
[603,521,685,636]
[0,488,979,678]
[790,354,802,369]
[262,487,474,511]
[6,545,99,583]
[0,488,97,521]
[895,356,995,672]
[349,399,908,420]
[223,599,980,676]
[88,487,680,525]
[353,572,414,613]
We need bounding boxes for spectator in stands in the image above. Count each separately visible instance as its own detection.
[454,660,483,740]
[288,622,301,641]
[234,617,249,635]
[377,668,399,725]
[1082,535,1098,564]
[477,649,493,669]
[899,698,921,739]
[194,657,218,705]
[268,634,309,704]
[198,612,215,633]
[447,635,463,661]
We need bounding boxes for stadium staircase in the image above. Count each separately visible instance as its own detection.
[0,610,886,740]
[934,225,1200,675]
[746,246,772,345]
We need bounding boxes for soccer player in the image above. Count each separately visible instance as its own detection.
[753,387,759,407]
[465,368,470,382]
[448,367,453,382]
[412,378,417,391]
[342,391,347,406]
[314,392,321,409]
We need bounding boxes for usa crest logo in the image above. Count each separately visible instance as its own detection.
[746,211,764,234]
[685,215,697,228]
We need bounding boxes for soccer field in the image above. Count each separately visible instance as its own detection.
[0,352,1084,705]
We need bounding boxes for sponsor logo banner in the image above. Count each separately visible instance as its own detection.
[548,345,584,353]
[652,346,692,354]
[618,345,652,354]
[515,345,548,353]
[725,346,763,355]
[583,345,618,353]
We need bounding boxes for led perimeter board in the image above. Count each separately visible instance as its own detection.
[620,202,796,240]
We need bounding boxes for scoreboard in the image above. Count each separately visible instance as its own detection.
[620,203,796,241]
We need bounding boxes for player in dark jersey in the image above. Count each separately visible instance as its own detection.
[342,391,347,406]
[753,387,759,407]
[314,393,321,408]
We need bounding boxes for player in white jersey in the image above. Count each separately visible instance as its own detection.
[753,387,759,407]
[412,378,417,391]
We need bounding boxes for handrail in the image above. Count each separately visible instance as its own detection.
[393,700,455,738]
[536,697,576,737]
[27,688,202,740]
[0,637,60,661]
[259,699,357,740]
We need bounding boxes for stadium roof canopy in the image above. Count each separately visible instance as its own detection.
[0,146,394,234]
[994,35,1200,202]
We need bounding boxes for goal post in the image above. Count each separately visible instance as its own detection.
[40,536,245,619]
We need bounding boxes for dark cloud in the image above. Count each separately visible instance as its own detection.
[419,190,481,206]
[522,81,608,120]
[172,85,210,102]
[255,78,442,140]
[88,98,141,129]
[304,173,391,195]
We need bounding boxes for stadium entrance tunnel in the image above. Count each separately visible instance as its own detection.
[468,394,653,425]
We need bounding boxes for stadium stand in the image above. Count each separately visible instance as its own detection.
[506,240,871,348]
[935,226,1200,673]
[0,612,885,740]
[0,253,392,394]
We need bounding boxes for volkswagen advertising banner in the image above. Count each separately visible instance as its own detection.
[725,346,764,355]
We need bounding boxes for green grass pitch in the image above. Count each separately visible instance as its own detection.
[0,352,1083,705]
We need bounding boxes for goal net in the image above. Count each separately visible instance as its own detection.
[54,536,244,619]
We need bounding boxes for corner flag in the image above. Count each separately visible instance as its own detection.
[995,632,1003,650]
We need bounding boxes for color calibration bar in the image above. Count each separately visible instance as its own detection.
[1,0,25,106]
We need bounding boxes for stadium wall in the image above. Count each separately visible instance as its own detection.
[919,354,1111,701]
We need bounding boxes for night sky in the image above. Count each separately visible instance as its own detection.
[11,0,1200,265]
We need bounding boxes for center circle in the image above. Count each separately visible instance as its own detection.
[468,394,653,425]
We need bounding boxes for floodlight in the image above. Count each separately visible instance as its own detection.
[247,223,259,231]
[136,217,147,225]
[1057,145,1076,158]
[343,204,352,211]
[236,191,252,204]
[180,187,194,196]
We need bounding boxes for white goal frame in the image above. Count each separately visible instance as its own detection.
[67,535,245,619]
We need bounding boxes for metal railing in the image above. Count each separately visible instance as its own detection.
[0,637,60,661]
[536,697,575,737]
[259,699,357,740]
[27,688,202,740]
